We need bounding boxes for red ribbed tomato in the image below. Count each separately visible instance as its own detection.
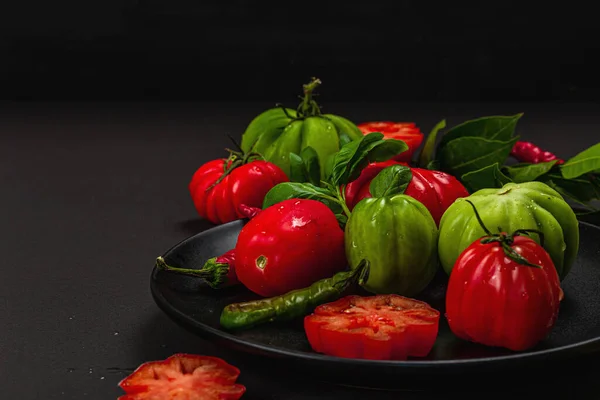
[189,157,288,225]
[357,121,424,163]
[344,160,469,225]
[445,201,563,352]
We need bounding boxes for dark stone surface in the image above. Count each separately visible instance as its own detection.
[1,102,599,399]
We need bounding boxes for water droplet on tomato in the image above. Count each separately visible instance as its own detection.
[522,292,529,299]
[291,216,310,228]
[294,201,301,205]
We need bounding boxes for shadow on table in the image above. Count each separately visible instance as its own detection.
[174,218,215,236]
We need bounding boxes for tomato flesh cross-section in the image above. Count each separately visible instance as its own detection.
[304,295,440,360]
[118,353,246,400]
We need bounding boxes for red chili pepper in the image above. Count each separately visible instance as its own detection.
[238,203,262,220]
[511,141,564,164]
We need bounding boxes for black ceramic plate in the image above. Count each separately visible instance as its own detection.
[151,218,600,389]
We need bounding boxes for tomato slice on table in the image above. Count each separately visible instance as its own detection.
[118,353,246,400]
[357,122,424,163]
[304,295,440,360]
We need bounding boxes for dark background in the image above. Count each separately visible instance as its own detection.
[1,1,598,103]
[2,2,600,400]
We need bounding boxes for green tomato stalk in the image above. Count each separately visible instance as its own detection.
[464,199,545,269]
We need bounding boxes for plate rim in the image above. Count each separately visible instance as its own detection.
[150,219,600,368]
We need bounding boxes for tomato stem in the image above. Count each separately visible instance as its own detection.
[464,200,544,269]
[155,256,234,289]
[337,185,352,218]
[297,77,322,118]
[323,181,352,219]
[205,141,264,192]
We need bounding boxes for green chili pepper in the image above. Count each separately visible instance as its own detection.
[219,259,370,330]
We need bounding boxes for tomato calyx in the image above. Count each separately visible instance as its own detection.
[464,199,545,269]
[276,77,324,121]
[206,135,264,191]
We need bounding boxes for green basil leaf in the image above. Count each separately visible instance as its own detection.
[417,119,446,168]
[289,152,307,183]
[335,213,348,229]
[330,132,408,186]
[439,114,522,148]
[300,146,321,186]
[323,155,335,182]
[262,182,342,215]
[330,133,375,184]
[369,165,413,198]
[426,160,440,171]
[560,142,600,179]
[438,136,519,178]
[460,163,513,192]
[502,160,558,183]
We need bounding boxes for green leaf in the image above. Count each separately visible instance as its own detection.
[335,213,348,228]
[502,160,558,183]
[300,146,321,186]
[287,148,321,186]
[262,182,342,215]
[438,136,519,178]
[460,163,513,192]
[439,114,522,148]
[288,152,307,183]
[426,160,440,171]
[369,165,413,198]
[574,208,600,224]
[560,142,600,179]
[417,119,446,168]
[330,132,408,186]
[542,173,600,204]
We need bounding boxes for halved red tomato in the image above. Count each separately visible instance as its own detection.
[304,295,440,360]
[118,353,246,399]
[357,121,424,163]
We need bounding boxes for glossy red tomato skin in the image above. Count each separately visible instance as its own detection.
[234,199,347,297]
[445,235,562,352]
[118,353,246,400]
[344,161,470,225]
[189,159,288,225]
[304,295,440,360]
[358,121,424,163]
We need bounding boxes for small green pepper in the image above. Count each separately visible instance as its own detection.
[219,259,370,330]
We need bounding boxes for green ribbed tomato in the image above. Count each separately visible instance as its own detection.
[240,79,363,180]
[345,194,439,297]
[438,181,579,280]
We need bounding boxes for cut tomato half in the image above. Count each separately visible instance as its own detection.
[118,353,246,399]
[304,295,440,360]
[357,121,424,163]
